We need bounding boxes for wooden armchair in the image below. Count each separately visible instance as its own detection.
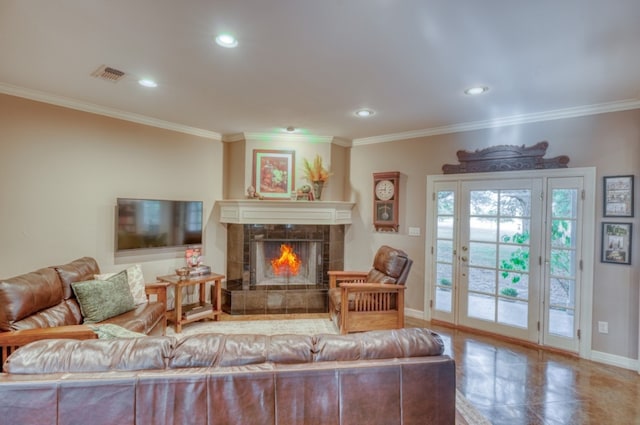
[328,245,413,335]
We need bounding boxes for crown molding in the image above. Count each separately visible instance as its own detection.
[0,82,222,141]
[223,131,345,145]
[352,98,640,146]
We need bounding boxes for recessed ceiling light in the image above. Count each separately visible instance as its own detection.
[464,86,488,95]
[138,79,157,88]
[215,33,238,48]
[355,109,375,118]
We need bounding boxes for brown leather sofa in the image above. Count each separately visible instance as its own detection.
[0,257,167,363]
[0,327,455,425]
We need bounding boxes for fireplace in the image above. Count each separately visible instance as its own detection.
[223,224,344,314]
[252,239,322,286]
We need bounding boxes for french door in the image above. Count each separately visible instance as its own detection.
[426,169,595,354]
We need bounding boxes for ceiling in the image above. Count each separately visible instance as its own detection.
[1,0,639,143]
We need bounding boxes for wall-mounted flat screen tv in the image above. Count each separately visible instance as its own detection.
[116,198,203,252]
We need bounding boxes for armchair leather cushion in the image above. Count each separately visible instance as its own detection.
[71,271,135,324]
[369,245,411,284]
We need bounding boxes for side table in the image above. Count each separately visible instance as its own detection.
[157,273,224,333]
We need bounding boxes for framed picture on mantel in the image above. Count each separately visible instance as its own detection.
[252,149,295,199]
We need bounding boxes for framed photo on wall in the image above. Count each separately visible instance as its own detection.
[601,222,632,265]
[603,175,634,217]
[252,149,295,199]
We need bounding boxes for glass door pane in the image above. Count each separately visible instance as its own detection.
[543,178,582,352]
[460,180,541,342]
[434,188,456,315]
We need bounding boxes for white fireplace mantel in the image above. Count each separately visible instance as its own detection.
[216,200,355,225]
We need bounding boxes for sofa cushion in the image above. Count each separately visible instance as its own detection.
[99,301,165,334]
[8,301,81,330]
[313,328,445,362]
[95,264,147,305]
[71,271,135,324]
[170,333,316,369]
[4,336,175,374]
[54,257,100,300]
[0,268,64,331]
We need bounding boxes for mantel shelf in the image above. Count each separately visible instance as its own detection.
[216,200,355,225]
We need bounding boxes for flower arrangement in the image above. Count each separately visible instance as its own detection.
[302,154,332,182]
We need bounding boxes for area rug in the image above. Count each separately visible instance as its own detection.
[166,319,491,424]
[165,318,338,338]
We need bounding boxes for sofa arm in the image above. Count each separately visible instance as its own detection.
[145,282,170,306]
[0,325,97,366]
[327,271,368,289]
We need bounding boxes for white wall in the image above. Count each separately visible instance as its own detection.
[0,94,225,282]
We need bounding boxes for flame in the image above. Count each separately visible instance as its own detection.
[271,244,301,276]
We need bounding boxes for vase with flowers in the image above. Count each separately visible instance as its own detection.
[302,154,332,200]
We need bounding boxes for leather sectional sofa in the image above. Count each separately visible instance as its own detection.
[0,257,167,363]
[0,327,455,425]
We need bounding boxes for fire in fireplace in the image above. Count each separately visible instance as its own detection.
[252,239,321,285]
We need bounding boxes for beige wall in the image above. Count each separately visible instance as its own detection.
[0,94,225,281]
[347,109,640,360]
[2,91,639,361]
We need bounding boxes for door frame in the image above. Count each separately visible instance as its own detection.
[424,167,596,359]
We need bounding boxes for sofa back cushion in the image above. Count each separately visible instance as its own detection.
[0,268,64,331]
[8,300,82,330]
[54,257,100,300]
[313,328,445,362]
[170,334,315,368]
[4,336,175,374]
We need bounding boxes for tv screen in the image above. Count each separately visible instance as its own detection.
[116,198,203,251]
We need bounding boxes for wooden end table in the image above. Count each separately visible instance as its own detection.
[156,273,224,333]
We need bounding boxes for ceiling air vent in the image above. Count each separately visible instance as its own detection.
[91,65,126,82]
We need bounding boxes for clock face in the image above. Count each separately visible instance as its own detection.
[375,179,395,201]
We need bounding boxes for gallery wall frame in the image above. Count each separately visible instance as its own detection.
[603,175,634,217]
[601,222,632,265]
[252,149,295,199]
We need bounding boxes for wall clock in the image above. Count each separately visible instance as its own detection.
[373,171,400,232]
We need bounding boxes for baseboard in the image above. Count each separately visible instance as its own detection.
[404,308,424,320]
[590,350,639,372]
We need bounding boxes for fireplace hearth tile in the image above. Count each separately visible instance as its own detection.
[245,291,267,314]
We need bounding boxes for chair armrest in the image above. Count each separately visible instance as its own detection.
[339,282,406,291]
[0,325,97,365]
[145,282,170,306]
[328,270,368,288]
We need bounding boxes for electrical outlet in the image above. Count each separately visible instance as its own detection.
[408,227,421,236]
[598,321,609,334]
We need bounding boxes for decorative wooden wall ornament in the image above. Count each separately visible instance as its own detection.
[442,141,569,174]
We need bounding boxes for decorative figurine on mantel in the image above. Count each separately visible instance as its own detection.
[246,185,263,200]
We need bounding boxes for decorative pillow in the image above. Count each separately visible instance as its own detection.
[88,323,146,339]
[71,270,135,323]
[95,264,147,305]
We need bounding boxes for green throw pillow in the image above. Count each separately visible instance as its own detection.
[71,270,135,323]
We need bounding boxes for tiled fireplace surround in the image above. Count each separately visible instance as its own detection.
[223,223,345,314]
